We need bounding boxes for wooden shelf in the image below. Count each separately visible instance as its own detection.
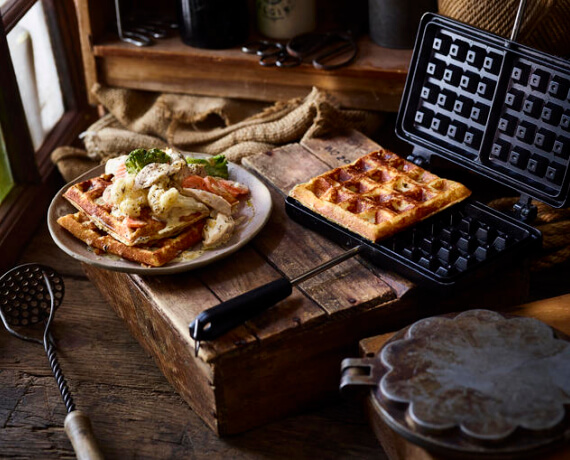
[75,0,412,110]
[87,33,412,111]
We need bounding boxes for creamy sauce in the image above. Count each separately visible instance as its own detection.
[173,247,205,263]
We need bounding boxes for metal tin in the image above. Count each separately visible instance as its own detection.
[340,310,570,458]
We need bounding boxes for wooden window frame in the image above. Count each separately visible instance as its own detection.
[0,0,96,273]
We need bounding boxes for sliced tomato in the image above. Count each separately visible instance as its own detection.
[217,178,249,197]
[125,216,147,228]
[204,176,238,204]
[181,175,209,191]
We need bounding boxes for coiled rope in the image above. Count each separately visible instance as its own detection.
[488,197,570,271]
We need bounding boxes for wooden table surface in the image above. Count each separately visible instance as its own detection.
[3,131,570,458]
[1,222,387,459]
[4,225,569,459]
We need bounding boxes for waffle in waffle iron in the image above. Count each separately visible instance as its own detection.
[289,149,471,243]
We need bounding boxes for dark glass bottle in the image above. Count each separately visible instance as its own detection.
[177,0,249,49]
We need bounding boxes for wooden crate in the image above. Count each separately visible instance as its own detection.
[84,131,529,435]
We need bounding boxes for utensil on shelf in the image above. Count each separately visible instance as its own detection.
[0,263,103,460]
[286,31,358,70]
[241,31,358,70]
[114,0,151,47]
[241,40,302,67]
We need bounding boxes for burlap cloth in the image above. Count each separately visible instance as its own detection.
[487,197,570,272]
[438,0,570,57]
[51,84,382,182]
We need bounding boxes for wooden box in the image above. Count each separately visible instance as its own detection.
[84,131,529,435]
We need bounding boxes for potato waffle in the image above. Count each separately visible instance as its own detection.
[57,212,205,267]
[63,173,207,246]
[288,149,471,242]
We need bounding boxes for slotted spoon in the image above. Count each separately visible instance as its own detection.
[0,263,103,460]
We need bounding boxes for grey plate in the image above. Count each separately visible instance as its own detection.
[47,154,272,275]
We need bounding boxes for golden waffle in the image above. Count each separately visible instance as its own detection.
[63,174,208,246]
[57,212,205,267]
[288,149,471,242]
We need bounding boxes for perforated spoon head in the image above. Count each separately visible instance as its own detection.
[0,264,64,339]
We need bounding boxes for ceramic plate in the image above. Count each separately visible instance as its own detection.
[47,154,272,275]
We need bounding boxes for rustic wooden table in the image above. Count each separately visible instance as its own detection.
[3,226,569,459]
[3,130,570,459]
[1,222,386,459]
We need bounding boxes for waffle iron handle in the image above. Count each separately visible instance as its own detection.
[189,278,293,342]
[189,246,362,350]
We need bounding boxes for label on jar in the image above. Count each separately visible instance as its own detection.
[256,0,315,39]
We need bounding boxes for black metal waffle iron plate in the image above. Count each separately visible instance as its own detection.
[286,197,540,291]
[287,12,570,291]
[189,12,568,345]
[398,14,570,208]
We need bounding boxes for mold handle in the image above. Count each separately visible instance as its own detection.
[340,357,379,395]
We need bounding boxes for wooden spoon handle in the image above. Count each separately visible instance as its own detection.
[64,410,104,460]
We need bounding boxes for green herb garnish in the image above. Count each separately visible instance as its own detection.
[186,154,229,179]
[125,148,171,174]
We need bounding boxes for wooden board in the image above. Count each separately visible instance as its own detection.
[84,130,531,435]
[358,294,570,460]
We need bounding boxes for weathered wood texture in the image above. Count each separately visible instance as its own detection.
[1,224,387,459]
[358,294,570,460]
[82,130,531,436]
[3,149,569,458]
[74,0,412,109]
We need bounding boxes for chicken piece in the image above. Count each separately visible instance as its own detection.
[148,184,208,219]
[202,212,235,248]
[167,150,187,174]
[134,163,173,189]
[105,155,128,176]
[185,163,207,177]
[180,188,233,215]
[168,149,196,183]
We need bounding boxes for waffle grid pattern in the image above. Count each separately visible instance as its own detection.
[381,203,527,279]
[413,28,502,160]
[405,17,570,206]
[491,56,570,194]
[289,150,470,243]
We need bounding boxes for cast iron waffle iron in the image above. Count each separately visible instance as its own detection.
[340,310,570,458]
[287,12,570,291]
[189,11,569,346]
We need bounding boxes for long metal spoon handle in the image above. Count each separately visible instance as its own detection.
[43,273,103,460]
[45,340,76,412]
[290,246,361,285]
[189,245,362,346]
[42,272,76,413]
